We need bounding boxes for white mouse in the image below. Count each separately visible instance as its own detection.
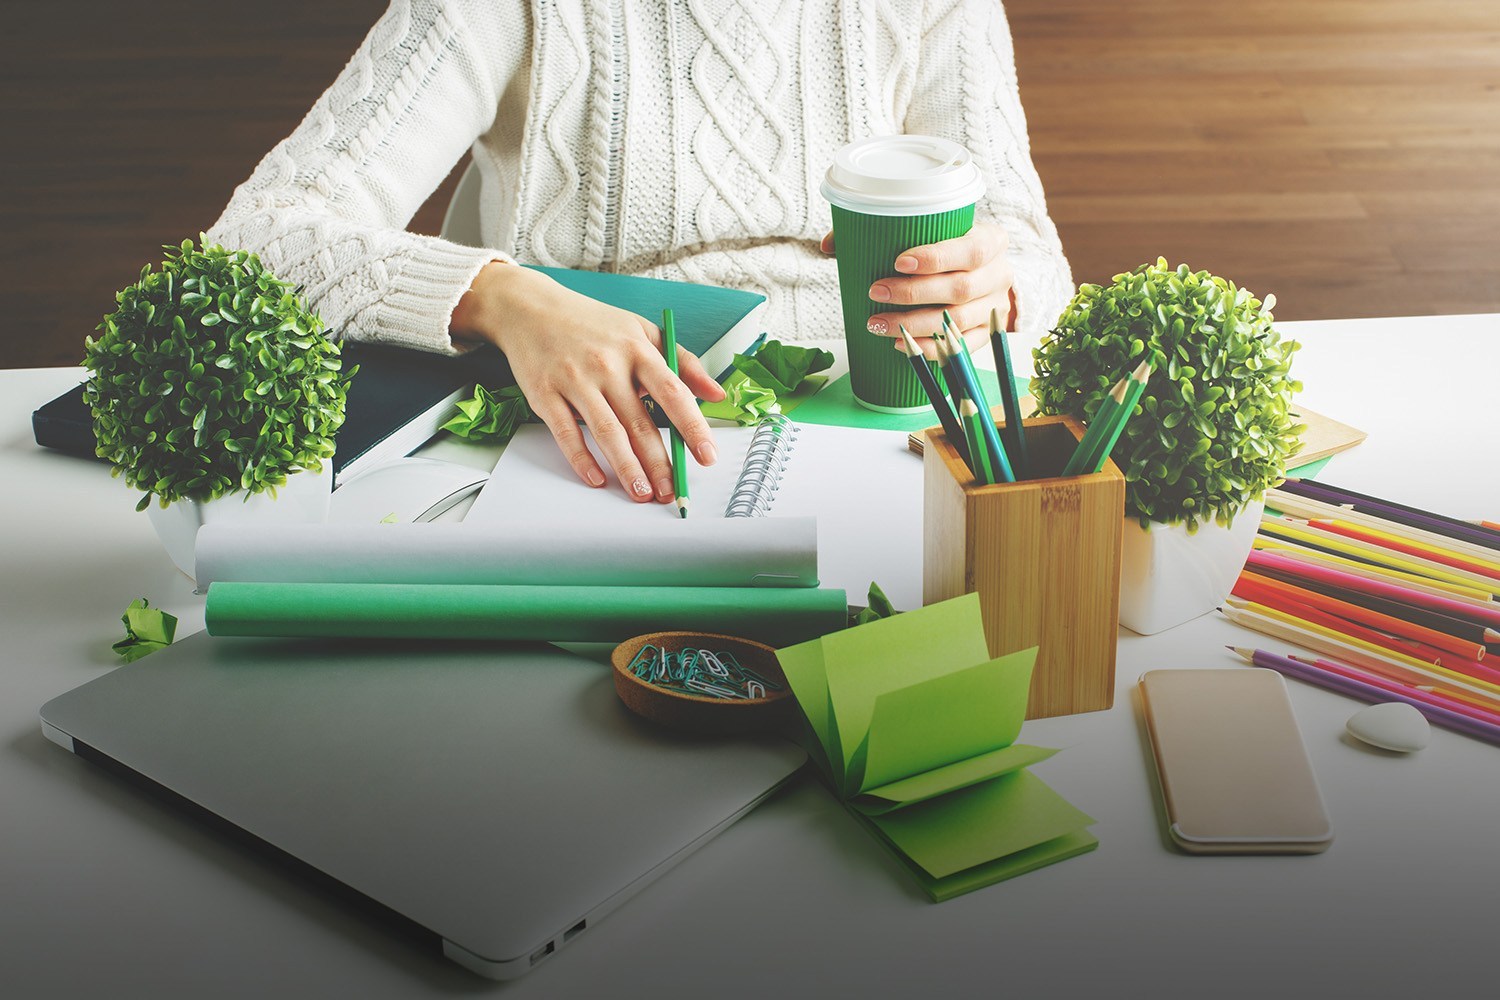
[1346,702,1430,753]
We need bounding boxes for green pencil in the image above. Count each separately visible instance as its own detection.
[1062,374,1127,476]
[1085,361,1152,473]
[988,308,1030,479]
[662,309,689,518]
[959,395,998,485]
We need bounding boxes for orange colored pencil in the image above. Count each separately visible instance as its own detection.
[1483,521,1500,532]
[1309,519,1500,581]
[1237,570,1489,661]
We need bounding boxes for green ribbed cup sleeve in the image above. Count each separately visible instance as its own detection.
[829,203,975,411]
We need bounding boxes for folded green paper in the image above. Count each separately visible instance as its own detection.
[777,593,1097,901]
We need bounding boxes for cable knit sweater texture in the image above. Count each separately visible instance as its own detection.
[206,0,1073,358]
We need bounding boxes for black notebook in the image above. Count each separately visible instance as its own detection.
[32,266,766,486]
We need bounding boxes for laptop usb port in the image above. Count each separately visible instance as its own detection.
[564,919,586,943]
[530,941,554,966]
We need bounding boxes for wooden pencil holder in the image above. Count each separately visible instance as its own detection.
[923,414,1125,719]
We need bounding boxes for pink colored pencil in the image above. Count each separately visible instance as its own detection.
[1247,549,1500,629]
[1291,656,1500,726]
[1229,647,1500,746]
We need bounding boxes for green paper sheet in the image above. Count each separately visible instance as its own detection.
[853,744,1057,815]
[883,828,1100,903]
[863,769,1097,881]
[855,650,1035,793]
[205,582,847,647]
[776,593,1096,900]
[793,369,1024,431]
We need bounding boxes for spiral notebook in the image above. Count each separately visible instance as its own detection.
[466,420,924,610]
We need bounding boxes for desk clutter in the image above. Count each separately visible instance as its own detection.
[1222,478,1500,747]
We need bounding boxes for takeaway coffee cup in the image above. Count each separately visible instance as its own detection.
[821,135,984,412]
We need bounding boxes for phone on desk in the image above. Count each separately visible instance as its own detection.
[1139,668,1333,855]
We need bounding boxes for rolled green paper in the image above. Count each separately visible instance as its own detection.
[822,135,984,413]
[205,582,848,647]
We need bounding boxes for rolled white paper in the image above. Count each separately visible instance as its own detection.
[194,517,819,590]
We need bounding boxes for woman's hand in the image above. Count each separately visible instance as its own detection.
[820,221,1018,360]
[451,263,725,502]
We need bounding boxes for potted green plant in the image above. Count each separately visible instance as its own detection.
[83,240,353,578]
[1031,259,1302,634]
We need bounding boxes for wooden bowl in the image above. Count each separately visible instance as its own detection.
[611,631,795,736]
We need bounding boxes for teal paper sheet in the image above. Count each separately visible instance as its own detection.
[206,582,847,647]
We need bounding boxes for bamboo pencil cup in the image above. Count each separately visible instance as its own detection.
[923,413,1125,719]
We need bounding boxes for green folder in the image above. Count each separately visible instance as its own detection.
[206,582,847,647]
[776,593,1098,902]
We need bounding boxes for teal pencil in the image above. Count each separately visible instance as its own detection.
[1062,374,1127,477]
[988,308,1030,479]
[958,396,998,485]
[662,309,689,518]
[942,312,1014,483]
[1087,361,1152,473]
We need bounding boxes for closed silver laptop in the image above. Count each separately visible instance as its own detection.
[39,633,805,978]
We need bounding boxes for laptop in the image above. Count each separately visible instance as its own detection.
[39,633,806,979]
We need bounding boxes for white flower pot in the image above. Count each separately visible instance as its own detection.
[144,464,333,582]
[1118,499,1263,635]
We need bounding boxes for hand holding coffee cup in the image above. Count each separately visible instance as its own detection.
[821,135,1000,412]
[819,221,1017,363]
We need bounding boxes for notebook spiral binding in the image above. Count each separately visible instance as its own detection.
[724,414,799,518]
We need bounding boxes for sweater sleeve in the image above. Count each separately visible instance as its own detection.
[903,0,1074,361]
[204,0,524,355]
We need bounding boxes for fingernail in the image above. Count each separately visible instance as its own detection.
[632,477,652,497]
[895,255,919,272]
[586,468,605,487]
[696,441,717,465]
[868,284,891,302]
[655,478,673,499]
[867,318,888,335]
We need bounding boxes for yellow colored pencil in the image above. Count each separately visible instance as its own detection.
[1259,517,1500,597]
[1250,537,1497,603]
[1313,518,1500,576]
[1221,600,1500,708]
[1266,488,1500,564]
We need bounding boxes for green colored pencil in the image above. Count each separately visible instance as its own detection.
[1086,361,1152,473]
[1062,374,1127,476]
[942,312,1014,482]
[988,308,1030,479]
[662,309,689,518]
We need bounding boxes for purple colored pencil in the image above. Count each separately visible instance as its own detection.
[1235,646,1500,747]
[1280,479,1500,552]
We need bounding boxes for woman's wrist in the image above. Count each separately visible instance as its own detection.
[450,259,522,349]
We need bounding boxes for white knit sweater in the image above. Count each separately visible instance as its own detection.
[206,0,1072,357]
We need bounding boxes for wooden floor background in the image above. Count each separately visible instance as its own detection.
[3,0,1497,369]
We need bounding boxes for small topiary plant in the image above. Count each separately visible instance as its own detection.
[1032,259,1303,531]
[83,239,354,511]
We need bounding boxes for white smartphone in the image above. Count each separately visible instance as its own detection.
[1139,668,1333,854]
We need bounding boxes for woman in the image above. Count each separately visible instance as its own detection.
[207,0,1071,504]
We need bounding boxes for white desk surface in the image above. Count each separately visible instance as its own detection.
[4,314,1498,999]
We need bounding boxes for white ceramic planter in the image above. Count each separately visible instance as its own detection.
[144,464,333,582]
[1118,498,1263,635]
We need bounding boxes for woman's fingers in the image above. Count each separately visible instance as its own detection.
[871,255,1011,308]
[574,392,659,502]
[638,358,719,468]
[531,398,607,489]
[673,344,726,402]
[894,223,1008,274]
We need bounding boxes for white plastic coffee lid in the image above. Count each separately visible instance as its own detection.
[821,135,985,215]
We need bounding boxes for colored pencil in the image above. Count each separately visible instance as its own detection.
[1246,548,1500,625]
[958,395,998,485]
[1228,647,1500,747]
[1482,521,1500,532]
[1246,562,1500,644]
[899,325,971,470]
[1266,488,1500,564]
[1251,536,1497,602]
[662,309,689,518]
[1259,517,1500,597]
[1222,596,1500,702]
[1083,360,1151,473]
[1291,656,1500,724]
[988,308,1030,479]
[1061,373,1127,477]
[1308,519,1500,580]
[1236,570,1489,661]
[938,318,1014,483]
[1278,479,1500,552]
